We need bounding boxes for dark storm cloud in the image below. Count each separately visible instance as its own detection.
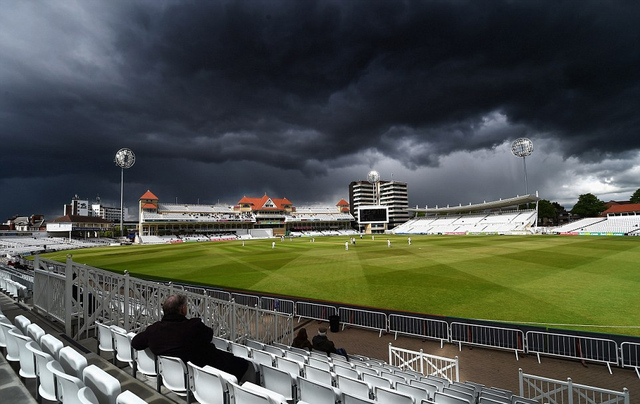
[1,0,640,218]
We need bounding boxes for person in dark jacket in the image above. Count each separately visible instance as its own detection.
[291,327,313,351]
[312,327,348,360]
[131,294,253,382]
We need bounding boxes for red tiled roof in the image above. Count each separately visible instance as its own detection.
[602,203,640,215]
[140,190,158,200]
[236,195,292,210]
[141,203,157,209]
[336,199,349,206]
[51,215,112,224]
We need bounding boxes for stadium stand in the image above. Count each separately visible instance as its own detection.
[393,210,537,235]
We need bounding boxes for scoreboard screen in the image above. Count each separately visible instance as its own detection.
[358,206,389,224]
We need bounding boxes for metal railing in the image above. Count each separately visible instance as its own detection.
[519,368,629,404]
[526,331,619,373]
[338,306,387,336]
[388,314,449,347]
[451,322,525,359]
[389,343,459,383]
[620,342,640,379]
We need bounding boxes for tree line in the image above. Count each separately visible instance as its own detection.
[531,188,640,225]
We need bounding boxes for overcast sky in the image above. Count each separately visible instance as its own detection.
[2,0,640,220]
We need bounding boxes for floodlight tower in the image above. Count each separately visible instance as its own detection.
[511,138,534,194]
[114,148,136,237]
[367,170,381,204]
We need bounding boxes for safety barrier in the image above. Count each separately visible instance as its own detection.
[232,292,260,307]
[338,306,387,336]
[620,342,640,378]
[526,331,619,373]
[260,296,295,316]
[451,322,525,359]
[519,368,629,404]
[389,343,459,383]
[295,301,337,322]
[388,314,449,347]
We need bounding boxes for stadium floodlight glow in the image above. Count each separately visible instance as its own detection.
[114,148,136,237]
[367,170,381,205]
[511,138,533,195]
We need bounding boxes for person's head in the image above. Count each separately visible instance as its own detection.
[163,294,187,316]
[296,328,308,340]
[318,327,327,336]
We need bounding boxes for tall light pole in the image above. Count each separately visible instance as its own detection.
[114,148,135,238]
[511,138,534,194]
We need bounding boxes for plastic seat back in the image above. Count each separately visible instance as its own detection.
[396,382,430,402]
[4,325,22,362]
[134,347,157,377]
[157,355,189,397]
[229,341,252,359]
[116,390,147,404]
[252,349,276,368]
[187,361,237,404]
[48,360,85,404]
[260,364,297,402]
[308,356,332,371]
[96,322,114,355]
[11,329,37,379]
[59,346,89,379]
[112,328,135,366]
[40,333,64,361]
[303,364,334,386]
[26,323,46,345]
[211,335,230,351]
[276,355,303,378]
[14,314,31,334]
[374,386,415,404]
[78,386,100,404]
[26,341,56,401]
[83,364,122,404]
[298,377,341,404]
[336,374,372,400]
[234,381,288,404]
[434,391,472,404]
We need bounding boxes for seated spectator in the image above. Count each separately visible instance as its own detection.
[291,328,313,351]
[312,327,348,360]
[132,294,255,382]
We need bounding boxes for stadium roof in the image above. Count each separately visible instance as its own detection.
[408,194,540,215]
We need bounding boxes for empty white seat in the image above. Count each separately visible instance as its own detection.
[26,323,46,344]
[434,391,472,404]
[334,363,360,380]
[442,387,474,403]
[10,329,37,380]
[374,386,415,404]
[276,355,303,378]
[298,377,342,404]
[260,364,298,403]
[308,356,332,371]
[116,390,147,404]
[40,333,65,361]
[263,344,286,357]
[336,374,372,400]
[3,325,22,362]
[252,349,276,368]
[229,341,252,359]
[343,392,376,404]
[48,360,86,404]
[303,364,335,386]
[26,341,57,402]
[396,382,431,402]
[59,346,89,379]
[83,364,122,404]
[96,322,115,359]
[157,355,189,398]
[187,361,237,404]
[233,381,288,404]
[14,314,31,334]
[0,315,11,351]
[379,371,408,388]
[78,386,100,404]
[284,349,308,364]
[245,339,265,351]
[361,373,392,390]
[410,379,439,397]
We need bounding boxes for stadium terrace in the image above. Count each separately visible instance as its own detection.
[138,190,356,243]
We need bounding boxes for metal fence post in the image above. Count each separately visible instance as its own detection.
[65,256,73,336]
[124,270,130,331]
[567,377,573,404]
[518,368,524,397]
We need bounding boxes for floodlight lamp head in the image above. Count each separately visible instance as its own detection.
[367,170,380,183]
[115,148,136,169]
[511,138,533,158]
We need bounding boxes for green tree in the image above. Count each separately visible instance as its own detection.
[630,188,640,204]
[570,193,606,217]
[537,199,566,225]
